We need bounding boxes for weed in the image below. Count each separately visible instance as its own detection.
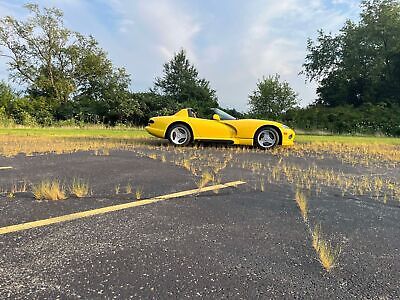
[70,178,90,198]
[295,189,308,221]
[260,180,265,192]
[312,224,341,272]
[197,171,214,190]
[213,176,222,194]
[183,158,191,171]
[126,183,132,194]
[0,134,147,157]
[148,154,157,160]
[135,187,143,200]
[32,180,67,201]
[8,181,27,194]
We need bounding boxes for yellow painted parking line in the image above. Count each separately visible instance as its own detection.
[0,166,13,170]
[0,181,245,236]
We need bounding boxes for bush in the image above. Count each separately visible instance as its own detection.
[0,107,15,127]
[282,103,400,136]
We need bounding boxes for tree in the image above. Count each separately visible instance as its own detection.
[132,92,182,125]
[0,3,137,124]
[154,49,218,116]
[0,81,16,108]
[0,4,76,105]
[303,0,400,107]
[248,74,299,119]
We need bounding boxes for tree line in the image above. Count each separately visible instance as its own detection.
[0,1,399,136]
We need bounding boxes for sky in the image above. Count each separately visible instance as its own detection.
[0,0,361,111]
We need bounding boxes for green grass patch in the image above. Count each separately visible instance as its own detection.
[0,127,150,139]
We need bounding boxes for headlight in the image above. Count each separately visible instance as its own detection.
[282,124,290,129]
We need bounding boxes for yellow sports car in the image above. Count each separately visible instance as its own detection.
[145,108,295,149]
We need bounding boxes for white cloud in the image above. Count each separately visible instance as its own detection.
[234,0,360,109]
[108,0,201,62]
[0,0,361,111]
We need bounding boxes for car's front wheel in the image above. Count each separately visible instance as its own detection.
[167,124,192,146]
[254,127,279,150]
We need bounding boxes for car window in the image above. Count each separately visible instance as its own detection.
[213,108,236,120]
[188,109,197,118]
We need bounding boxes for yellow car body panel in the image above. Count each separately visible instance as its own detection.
[145,109,295,147]
[189,118,236,139]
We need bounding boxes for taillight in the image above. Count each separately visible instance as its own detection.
[148,119,154,125]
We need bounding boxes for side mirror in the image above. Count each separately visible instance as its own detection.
[212,114,221,121]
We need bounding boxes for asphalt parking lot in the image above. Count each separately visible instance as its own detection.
[0,147,399,299]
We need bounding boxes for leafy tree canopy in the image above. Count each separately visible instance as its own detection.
[154,49,218,116]
[248,74,299,119]
[303,0,400,107]
[0,3,136,124]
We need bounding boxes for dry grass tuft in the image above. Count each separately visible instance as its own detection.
[135,187,143,200]
[260,180,265,192]
[182,158,191,171]
[197,171,214,190]
[295,189,308,221]
[213,176,222,194]
[115,184,120,194]
[291,188,341,273]
[70,178,90,198]
[148,154,157,160]
[125,183,132,194]
[312,224,341,271]
[33,180,67,201]
[94,148,110,156]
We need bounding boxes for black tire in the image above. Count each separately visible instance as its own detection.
[254,127,280,150]
[167,124,192,146]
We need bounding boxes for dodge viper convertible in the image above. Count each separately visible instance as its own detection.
[145,108,295,149]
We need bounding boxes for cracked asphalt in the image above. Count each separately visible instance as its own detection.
[0,148,399,299]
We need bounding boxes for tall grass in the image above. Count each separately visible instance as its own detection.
[312,224,341,272]
[33,180,67,201]
[70,179,90,198]
[295,189,308,221]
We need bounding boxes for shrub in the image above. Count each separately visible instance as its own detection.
[282,103,400,136]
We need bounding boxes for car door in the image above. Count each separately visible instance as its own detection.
[188,117,236,140]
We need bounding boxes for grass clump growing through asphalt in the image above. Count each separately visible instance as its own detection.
[125,183,132,194]
[259,179,265,192]
[197,171,214,190]
[115,184,120,194]
[70,178,90,198]
[292,189,341,272]
[312,224,341,272]
[33,180,67,201]
[295,189,308,221]
[135,187,143,200]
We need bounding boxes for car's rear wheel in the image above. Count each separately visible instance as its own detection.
[254,127,279,150]
[167,124,192,146]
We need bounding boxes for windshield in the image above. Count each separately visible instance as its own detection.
[212,108,236,120]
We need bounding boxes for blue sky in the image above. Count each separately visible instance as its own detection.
[0,0,361,111]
